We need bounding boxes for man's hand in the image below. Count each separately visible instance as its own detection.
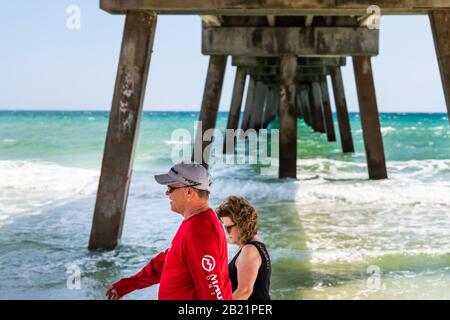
[105,286,120,300]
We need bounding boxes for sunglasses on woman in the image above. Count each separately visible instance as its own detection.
[224,224,236,233]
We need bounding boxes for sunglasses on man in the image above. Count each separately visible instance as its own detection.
[166,185,190,194]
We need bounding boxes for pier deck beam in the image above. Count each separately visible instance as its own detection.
[353,56,388,180]
[279,55,298,179]
[224,66,247,153]
[429,10,450,124]
[89,11,157,251]
[330,66,354,153]
[192,55,228,167]
[203,27,378,57]
[101,0,450,15]
[319,75,336,142]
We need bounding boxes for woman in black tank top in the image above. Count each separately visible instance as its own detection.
[216,196,271,300]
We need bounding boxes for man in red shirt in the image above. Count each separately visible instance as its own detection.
[106,162,232,300]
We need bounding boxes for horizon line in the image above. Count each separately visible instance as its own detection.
[0,109,448,115]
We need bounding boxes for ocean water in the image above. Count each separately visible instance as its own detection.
[0,110,449,300]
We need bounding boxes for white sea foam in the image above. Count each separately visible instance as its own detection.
[207,158,450,206]
[0,160,99,226]
[204,158,450,269]
[2,139,16,144]
[295,159,450,205]
[286,158,450,266]
[381,127,396,135]
[163,140,191,145]
[210,177,298,202]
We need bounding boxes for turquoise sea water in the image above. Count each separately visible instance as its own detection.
[0,110,449,299]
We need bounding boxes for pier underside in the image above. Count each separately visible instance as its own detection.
[89,1,450,250]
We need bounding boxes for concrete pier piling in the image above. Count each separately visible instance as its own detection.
[89,12,157,250]
[353,56,388,180]
[330,66,355,154]
[241,76,256,132]
[192,55,228,167]
[300,87,313,128]
[248,80,267,131]
[309,81,326,134]
[279,55,298,179]
[224,66,247,154]
[262,86,278,129]
[319,75,336,142]
[429,10,450,124]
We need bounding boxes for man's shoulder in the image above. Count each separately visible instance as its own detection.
[189,208,219,226]
[185,209,221,238]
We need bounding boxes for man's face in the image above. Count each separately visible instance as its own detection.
[166,182,189,214]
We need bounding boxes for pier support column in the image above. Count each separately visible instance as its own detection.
[307,85,317,131]
[429,11,450,124]
[224,67,247,153]
[279,55,298,179]
[193,55,228,167]
[248,81,266,131]
[353,56,388,180]
[319,75,336,142]
[330,66,355,153]
[89,12,157,251]
[300,88,312,128]
[262,87,277,128]
[296,91,303,119]
[310,81,326,134]
[241,76,256,131]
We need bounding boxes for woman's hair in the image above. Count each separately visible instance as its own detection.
[216,196,258,244]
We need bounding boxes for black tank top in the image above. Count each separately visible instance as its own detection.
[228,240,271,300]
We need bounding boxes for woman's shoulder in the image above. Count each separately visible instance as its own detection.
[240,242,262,259]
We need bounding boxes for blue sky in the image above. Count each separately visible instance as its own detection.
[0,0,446,113]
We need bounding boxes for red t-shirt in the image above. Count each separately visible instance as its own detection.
[112,208,232,300]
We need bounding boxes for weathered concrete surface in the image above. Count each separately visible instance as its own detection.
[246,66,329,77]
[299,88,313,127]
[101,0,450,15]
[296,91,303,119]
[232,57,346,67]
[192,55,228,167]
[429,10,450,124]
[89,12,157,251]
[224,67,247,153]
[241,76,256,131]
[353,56,388,180]
[262,87,278,127]
[319,75,336,142]
[248,81,267,130]
[330,66,354,153]
[203,27,379,57]
[279,55,298,179]
[309,81,326,133]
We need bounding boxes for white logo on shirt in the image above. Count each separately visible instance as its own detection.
[201,255,216,272]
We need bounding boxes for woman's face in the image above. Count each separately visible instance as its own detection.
[221,216,239,245]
